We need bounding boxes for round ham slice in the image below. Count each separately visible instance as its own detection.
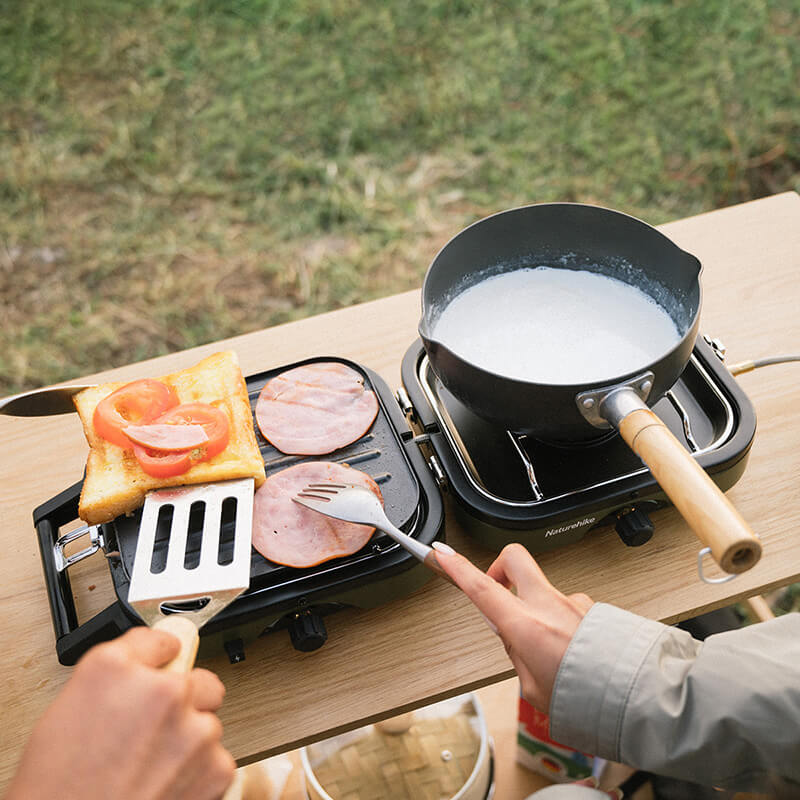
[253,461,382,568]
[255,362,379,455]
[122,423,208,451]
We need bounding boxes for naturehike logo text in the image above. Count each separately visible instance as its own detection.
[544,517,596,537]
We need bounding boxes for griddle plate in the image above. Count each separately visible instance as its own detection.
[112,356,424,592]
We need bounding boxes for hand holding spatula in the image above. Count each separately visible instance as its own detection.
[126,477,255,799]
[3,625,235,800]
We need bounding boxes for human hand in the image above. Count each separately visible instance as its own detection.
[5,627,235,800]
[432,542,593,712]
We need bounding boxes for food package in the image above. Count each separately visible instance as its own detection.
[517,694,594,782]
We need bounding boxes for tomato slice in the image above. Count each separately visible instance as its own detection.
[151,403,231,460]
[132,446,195,479]
[131,403,231,478]
[123,423,209,452]
[93,379,179,449]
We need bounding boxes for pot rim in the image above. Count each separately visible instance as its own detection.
[417,201,703,395]
[300,692,492,800]
[419,201,703,338]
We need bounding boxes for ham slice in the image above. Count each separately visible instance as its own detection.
[253,461,382,568]
[255,362,379,455]
[122,423,208,451]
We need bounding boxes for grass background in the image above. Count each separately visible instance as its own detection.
[1,0,798,395]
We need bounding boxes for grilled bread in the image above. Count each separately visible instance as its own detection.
[75,351,266,524]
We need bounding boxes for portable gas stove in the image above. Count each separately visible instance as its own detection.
[34,336,754,666]
[398,334,756,555]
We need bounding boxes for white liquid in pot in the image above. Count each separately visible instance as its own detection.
[430,266,681,384]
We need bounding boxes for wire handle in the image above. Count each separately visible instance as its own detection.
[697,546,738,585]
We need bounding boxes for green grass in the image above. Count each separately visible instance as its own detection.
[1,0,798,393]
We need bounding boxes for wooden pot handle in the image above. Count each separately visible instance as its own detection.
[618,408,761,574]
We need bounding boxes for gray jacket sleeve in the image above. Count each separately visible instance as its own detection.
[548,602,800,791]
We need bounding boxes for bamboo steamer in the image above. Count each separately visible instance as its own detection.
[302,694,494,800]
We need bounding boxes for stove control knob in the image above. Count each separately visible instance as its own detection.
[615,507,654,547]
[288,609,328,652]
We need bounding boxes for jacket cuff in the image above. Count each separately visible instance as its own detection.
[548,602,666,759]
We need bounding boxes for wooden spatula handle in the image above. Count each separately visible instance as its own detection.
[154,615,199,673]
[618,408,761,574]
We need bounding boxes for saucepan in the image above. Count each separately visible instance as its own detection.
[418,202,761,575]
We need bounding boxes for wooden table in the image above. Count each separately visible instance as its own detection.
[2,192,799,793]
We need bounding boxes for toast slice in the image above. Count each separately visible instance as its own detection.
[75,351,266,524]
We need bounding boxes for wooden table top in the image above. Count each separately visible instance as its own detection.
[2,191,799,790]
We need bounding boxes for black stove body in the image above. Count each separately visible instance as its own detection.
[399,335,756,553]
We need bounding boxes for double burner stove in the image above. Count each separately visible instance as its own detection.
[34,335,755,666]
[399,334,756,553]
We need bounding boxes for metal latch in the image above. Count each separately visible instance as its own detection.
[426,453,447,488]
[702,334,727,361]
[54,524,105,572]
[396,387,416,421]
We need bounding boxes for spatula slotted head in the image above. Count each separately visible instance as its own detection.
[128,478,254,629]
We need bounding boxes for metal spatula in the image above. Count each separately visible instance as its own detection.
[128,477,254,672]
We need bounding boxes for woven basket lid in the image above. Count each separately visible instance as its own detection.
[304,695,485,800]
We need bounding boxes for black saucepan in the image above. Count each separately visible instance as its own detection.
[419,203,761,574]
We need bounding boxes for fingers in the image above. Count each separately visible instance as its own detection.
[484,545,588,615]
[485,543,551,602]
[202,747,237,800]
[435,541,554,608]
[121,630,226,711]
[182,714,235,798]
[86,629,226,712]
[433,541,593,629]
[188,669,226,712]
[432,542,522,628]
[105,626,182,669]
